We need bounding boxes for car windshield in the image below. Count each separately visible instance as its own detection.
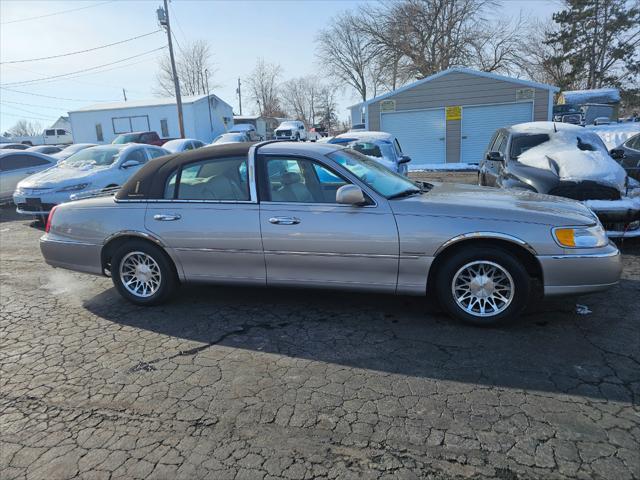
[112,134,138,144]
[62,147,122,168]
[328,148,421,199]
[510,134,551,159]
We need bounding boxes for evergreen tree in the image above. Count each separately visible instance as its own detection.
[545,0,640,89]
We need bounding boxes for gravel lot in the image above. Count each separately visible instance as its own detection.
[1,173,639,479]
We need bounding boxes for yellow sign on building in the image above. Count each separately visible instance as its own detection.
[446,106,461,120]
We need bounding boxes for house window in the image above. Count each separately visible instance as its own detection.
[160,119,169,137]
[95,124,103,142]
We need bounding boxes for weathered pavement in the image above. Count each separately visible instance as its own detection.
[1,204,639,480]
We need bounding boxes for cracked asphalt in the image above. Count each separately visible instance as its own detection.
[1,178,639,479]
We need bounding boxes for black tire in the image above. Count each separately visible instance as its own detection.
[435,246,530,326]
[111,240,178,306]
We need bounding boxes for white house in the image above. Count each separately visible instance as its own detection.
[68,94,234,144]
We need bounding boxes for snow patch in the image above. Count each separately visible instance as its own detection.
[561,88,620,104]
[586,123,640,149]
[410,163,479,172]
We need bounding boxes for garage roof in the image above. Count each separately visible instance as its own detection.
[69,93,231,113]
[348,67,560,109]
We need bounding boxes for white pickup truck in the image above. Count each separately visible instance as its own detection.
[4,128,73,146]
[274,120,307,141]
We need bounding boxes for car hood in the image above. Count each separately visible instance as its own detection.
[17,164,111,189]
[391,183,597,226]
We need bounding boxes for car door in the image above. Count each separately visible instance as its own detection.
[145,155,265,284]
[257,154,399,291]
[483,131,508,186]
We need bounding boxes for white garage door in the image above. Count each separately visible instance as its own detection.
[461,102,533,163]
[381,109,446,166]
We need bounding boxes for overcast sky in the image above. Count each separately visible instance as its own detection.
[0,0,560,133]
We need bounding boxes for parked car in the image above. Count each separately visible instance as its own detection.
[41,141,621,326]
[0,143,29,150]
[479,122,640,237]
[328,131,411,175]
[112,131,164,146]
[0,151,56,203]
[51,143,98,163]
[13,144,168,218]
[274,120,307,141]
[229,124,261,141]
[26,145,63,155]
[211,132,251,145]
[611,132,640,181]
[162,138,205,153]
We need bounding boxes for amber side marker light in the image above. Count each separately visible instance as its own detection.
[554,228,576,247]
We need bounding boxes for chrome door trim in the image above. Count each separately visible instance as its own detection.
[434,232,538,256]
[544,250,620,260]
[175,247,263,254]
[264,250,398,259]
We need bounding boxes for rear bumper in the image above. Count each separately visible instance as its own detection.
[40,235,103,275]
[539,246,622,296]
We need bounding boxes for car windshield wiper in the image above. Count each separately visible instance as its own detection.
[387,188,422,199]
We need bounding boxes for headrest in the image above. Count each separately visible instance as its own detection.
[281,171,302,185]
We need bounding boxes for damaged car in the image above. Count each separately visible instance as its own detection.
[479,122,640,237]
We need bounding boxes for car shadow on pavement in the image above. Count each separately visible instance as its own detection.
[83,276,639,404]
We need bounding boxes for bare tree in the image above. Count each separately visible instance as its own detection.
[316,12,382,101]
[471,15,528,75]
[155,39,218,97]
[281,76,327,126]
[7,119,41,137]
[247,59,285,117]
[317,84,340,134]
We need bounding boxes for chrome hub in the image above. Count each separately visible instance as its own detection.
[119,251,161,298]
[451,261,514,317]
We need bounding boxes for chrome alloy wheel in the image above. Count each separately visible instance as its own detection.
[119,251,162,298]
[451,260,514,317]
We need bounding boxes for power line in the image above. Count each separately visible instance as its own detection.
[1,102,60,118]
[1,30,162,64]
[1,100,68,111]
[1,1,113,25]
[0,87,117,103]
[1,46,167,87]
[1,110,57,122]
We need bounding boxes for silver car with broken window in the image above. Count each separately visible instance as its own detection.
[40,141,622,325]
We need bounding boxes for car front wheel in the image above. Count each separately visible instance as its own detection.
[435,247,530,326]
[111,240,178,305]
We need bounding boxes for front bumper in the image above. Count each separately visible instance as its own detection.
[539,244,622,296]
[582,197,640,238]
[13,190,74,215]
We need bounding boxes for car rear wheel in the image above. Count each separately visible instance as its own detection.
[435,247,530,326]
[111,240,177,305]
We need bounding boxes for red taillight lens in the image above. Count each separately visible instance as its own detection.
[45,206,57,233]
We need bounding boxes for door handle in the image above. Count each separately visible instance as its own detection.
[153,213,181,221]
[269,216,300,225]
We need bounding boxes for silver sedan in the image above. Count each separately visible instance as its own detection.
[40,141,622,325]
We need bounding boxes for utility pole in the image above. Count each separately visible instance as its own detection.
[204,68,213,133]
[236,78,242,116]
[157,0,184,138]
[122,88,127,101]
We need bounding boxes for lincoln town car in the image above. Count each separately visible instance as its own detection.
[40,141,622,325]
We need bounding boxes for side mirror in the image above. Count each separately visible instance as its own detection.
[121,159,142,169]
[336,184,366,205]
[398,155,411,165]
[610,148,625,160]
[486,151,505,162]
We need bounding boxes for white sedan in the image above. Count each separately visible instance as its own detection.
[13,143,168,217]
[1,151,56,203]
[162,138,205,153]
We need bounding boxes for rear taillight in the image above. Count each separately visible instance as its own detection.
[45,206,58,233]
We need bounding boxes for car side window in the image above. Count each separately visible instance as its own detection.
[146,148,165,159]
[0,154,50,171]
[627,135,640,150]
[183,142,194,151]
[261,156,350,204]
[164,156,250,201]
[394,139,403,156]
[126,149,147,164]
[497,134,509,155]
